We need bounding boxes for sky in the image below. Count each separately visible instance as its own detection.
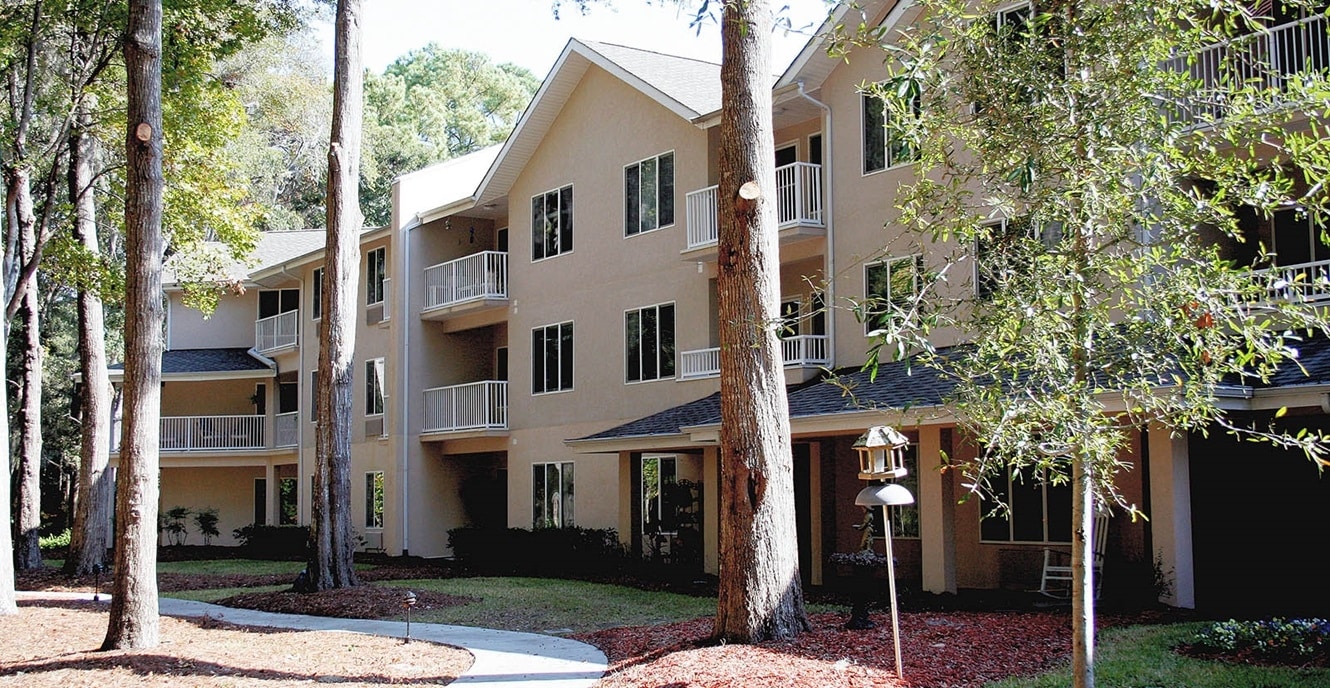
[320,0,836,79]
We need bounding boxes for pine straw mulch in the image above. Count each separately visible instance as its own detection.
[216,585,477,620]
[3,599,474,688]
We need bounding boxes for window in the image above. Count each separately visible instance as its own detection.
[253,478,267,526]
[626,303,675,383]
[366,247,386,305]
[862,88,921,174]
[310,371,318,423]
[532,461,574,528]
[258,289,299,319]
[889,445,920,538]
[532,321,574,394]
[1273,206,1330,267]
[365,358,385,416]
[365,471,384,529]
[864,256,922,333]
[278,477,298,525]
[980,467,1073,543]
[531,185,573,260]
[625,152,674,236]
[312,267,323,320]
[641,455,678,535]
[780,297,802,337]
[975,217,1062,299]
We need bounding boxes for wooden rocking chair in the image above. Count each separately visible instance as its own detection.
[1039,511,1110,599]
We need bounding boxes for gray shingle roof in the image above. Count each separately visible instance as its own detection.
[580,41,724,118]
[110,348,273,375]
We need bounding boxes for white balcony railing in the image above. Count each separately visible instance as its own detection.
[422,380,508,433]
[1164,15,1330,123]
[678,334,831,380]
[273,411,299,448]
[1260,258,1330,303]
[112,414,266,453]
[423,251,508,311]
[685,162,825,250]
[255,310,298,353]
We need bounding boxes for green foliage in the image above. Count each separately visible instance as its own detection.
[1192,618,1330,663]
[161,506,191,546]
[231,523,309,559]
[847,0,1330,514]
[39,529,71,551]
[192,508,221,545]
[447,526,630,576]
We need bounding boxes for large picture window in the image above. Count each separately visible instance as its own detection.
[533,461,574,528]
[532,321,574,394]
[531,185,574,260]
[366,247,386,305]
[626,303,675,383]
[625,152,675,236]
[980,467,1073,543]
[365,471,384,529]
[864,256,922,333]
[365,358,385,416]
[862,89,920,174]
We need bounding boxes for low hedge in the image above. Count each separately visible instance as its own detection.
[447,526,629,576]
[231,524,310,560]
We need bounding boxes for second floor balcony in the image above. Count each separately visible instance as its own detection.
[422,380,508,435]
[111,414,292,454]
[685,162,825,255]
[1260,257,1330,304]
[678,334,830,380]
[421,251,509,330]
[255,310,298,354]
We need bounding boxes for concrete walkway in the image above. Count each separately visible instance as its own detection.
[18,591,607,688]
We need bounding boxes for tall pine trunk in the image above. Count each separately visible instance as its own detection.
[65,97,114,576]
[309,0,363,591]
[103,0,164,650]
[0,164,35,615]
[14,207,43,571]
[713,0,810,643]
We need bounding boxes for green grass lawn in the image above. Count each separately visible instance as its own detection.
[987,622,1330,688]
[374,577,719,634]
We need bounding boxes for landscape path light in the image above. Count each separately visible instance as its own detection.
[402,590,417,643]
[855,466,915,680]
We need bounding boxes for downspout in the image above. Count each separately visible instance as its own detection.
[397,215,411,556]
[278,264,305,524]
[796,80,835,368]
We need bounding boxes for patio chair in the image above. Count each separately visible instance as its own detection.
[1039,510,1109,599]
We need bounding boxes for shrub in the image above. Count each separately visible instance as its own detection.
[39,529,71,551]
[1190,618,1330,664]
[447,526,629,576]
[194,508,221,545]
[161,506,191,546]
[231,524,309,560]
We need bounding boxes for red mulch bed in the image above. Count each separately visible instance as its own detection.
[577,610,1076,688]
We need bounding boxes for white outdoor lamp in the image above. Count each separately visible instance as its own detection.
[854,425,911,480]
[855,481,915,681]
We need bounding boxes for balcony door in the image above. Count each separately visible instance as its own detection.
[1273,207,1330,267]
[258,289,299,319]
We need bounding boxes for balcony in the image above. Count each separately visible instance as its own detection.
[420,251,509,330]
[111,414,269,453]
[684,162,825,256]
[422,380,508,435]
[273,411,299,448]
[255,310,298,353]
[1164,15,1329,124]
[1260,258,1330,304]
[678,334,831,380]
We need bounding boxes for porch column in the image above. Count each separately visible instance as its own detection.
[808,442,823,586]
[264,462,277,526]
[918,425,957,594]
[1147,422,1195,608]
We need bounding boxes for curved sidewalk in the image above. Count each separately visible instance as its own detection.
[18,591,607,688]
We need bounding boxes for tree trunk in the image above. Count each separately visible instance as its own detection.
[713,0,810,644]
[309,0,363,591]
[14,201,44,571]
[0,164,35,615]
[1071,455,1095,688]
[65,97,114,576]
[103,0,164,651]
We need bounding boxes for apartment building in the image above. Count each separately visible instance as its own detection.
[119,0,1329,615]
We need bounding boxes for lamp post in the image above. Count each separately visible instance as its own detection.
[402,591,417,643]
[853,425,915,681]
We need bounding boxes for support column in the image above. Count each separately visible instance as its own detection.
[808,442,823,586]
[918,425,957,594]
[1147,422,1195,609]
[264,462,277,526]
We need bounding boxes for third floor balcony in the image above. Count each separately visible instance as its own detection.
[255,310,298,354]
[684,162,825,258]
[420,250,509,331]
[678,334,830,381]
[421,380,508,436]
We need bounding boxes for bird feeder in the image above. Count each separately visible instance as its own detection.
[854,425,910,480]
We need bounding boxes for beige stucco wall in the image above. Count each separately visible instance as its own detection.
[167,290,257,351]
[160,466,265,546]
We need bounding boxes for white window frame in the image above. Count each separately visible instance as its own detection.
[365,357,385,417]
[863,255,922,335]
[531,321,574,395]
[366,247,387,306]
[533,461,574,529]
[531,184,574,261]
[625,302,676,384]
[641,454,678,536]
[979,467,1073,544]
[311,267,323,321]
[861,87,921,176]
[624,151,675,237]
[364,471,384,530]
